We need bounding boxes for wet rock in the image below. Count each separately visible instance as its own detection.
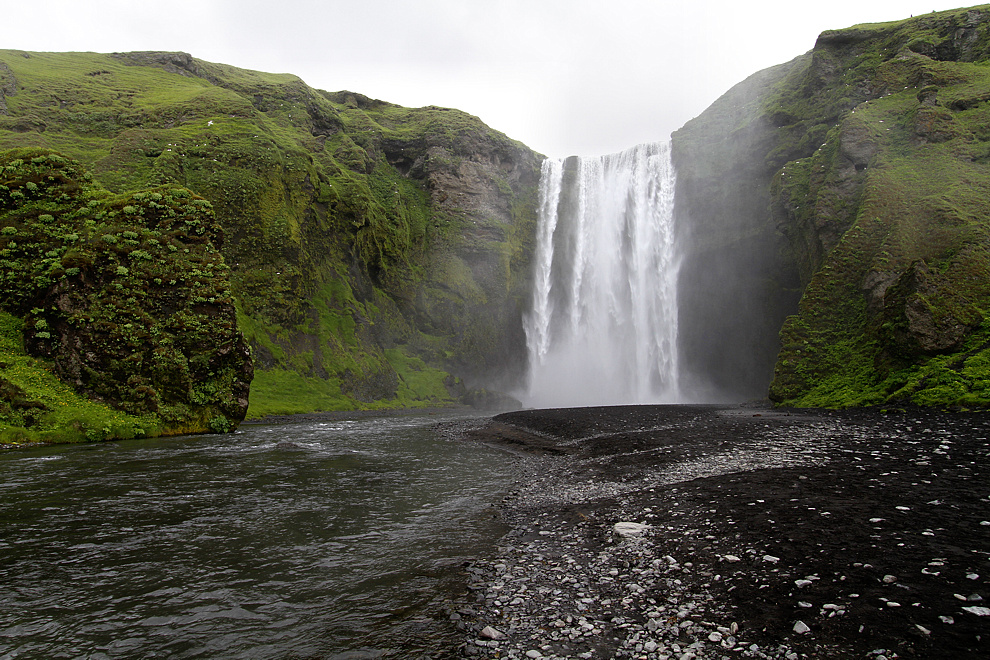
[479,626,506,640]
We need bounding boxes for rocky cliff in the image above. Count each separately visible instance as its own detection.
[0,50,542,428]
[673,5,990,408]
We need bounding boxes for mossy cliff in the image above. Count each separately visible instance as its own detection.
[0,150,252,442]
[0,51,542,421]
[673,5,990,408]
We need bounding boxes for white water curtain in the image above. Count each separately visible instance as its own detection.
[523,141,680,408]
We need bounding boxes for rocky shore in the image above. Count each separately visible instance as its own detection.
[452,405,989,659]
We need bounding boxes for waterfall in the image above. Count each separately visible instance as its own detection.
[522,141,680,408]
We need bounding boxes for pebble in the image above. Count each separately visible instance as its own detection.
[793,620,810,634]
[613,522,649,538]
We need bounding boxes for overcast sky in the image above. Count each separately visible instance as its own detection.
[4,0,974,157]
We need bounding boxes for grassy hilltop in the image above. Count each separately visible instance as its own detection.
[674,5,990,408]
[0,50,541,440]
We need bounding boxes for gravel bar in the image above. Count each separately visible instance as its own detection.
[452,404,989,660]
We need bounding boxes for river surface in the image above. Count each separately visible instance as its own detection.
[0,411,519,659]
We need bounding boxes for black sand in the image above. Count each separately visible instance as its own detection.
[460,404,989,659]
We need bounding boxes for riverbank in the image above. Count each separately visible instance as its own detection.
[453,404,989,659]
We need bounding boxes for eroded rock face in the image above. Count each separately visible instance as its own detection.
[876,260,983,362]
[0,61,15,115]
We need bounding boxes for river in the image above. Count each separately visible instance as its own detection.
[0,411,519,659]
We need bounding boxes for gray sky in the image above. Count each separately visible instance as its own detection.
[4,0,974,157]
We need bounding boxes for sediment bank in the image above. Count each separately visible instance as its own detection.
[454,405,989,659]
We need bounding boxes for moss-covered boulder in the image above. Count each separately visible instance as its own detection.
[0,149,252,439]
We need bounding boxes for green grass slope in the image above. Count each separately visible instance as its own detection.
[761,6,990,407]
[0,51,542,419]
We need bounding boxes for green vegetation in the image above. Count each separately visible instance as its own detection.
[0,50,541,433]
[759,6,990,408]
[0,310,158,444]
[0,149,252,442]
[673,5,990,408]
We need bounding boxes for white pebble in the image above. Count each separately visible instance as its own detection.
[613,522,648,538]
[793,620,810,634]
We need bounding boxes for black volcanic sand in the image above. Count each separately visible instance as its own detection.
[455,405,989,659]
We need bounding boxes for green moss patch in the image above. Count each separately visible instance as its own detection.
[0,311,158,445]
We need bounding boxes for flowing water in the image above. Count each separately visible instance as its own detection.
[523,142,681,408]
[0,412,517,659]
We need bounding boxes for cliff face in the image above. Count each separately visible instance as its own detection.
[0,51,542,420]
[674,5,990,408]
[671,58,807,401]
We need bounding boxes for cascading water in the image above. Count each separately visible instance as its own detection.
[522,141,681,408]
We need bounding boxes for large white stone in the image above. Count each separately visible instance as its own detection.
[479,625,506,640]
[613,522,648,538]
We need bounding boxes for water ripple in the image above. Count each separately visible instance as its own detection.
[0,411,515,658]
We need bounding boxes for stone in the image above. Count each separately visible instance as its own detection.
[613,522,649,538]
[479,626,506,640]
[793,620,810,634]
